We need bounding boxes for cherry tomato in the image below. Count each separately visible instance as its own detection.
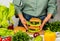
[33,32,40,37]
[0,37,2,41]
[2,39,6,41]
[5,36,11,41]
[5,38,8,41]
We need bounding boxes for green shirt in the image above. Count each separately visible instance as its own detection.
[13,0,57,17]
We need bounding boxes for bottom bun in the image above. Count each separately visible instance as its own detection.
[14,26,26,33]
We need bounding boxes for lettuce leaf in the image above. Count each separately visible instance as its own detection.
[0,3,15,28]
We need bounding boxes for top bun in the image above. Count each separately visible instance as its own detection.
[30,17,41,22]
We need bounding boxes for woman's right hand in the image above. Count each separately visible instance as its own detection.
[18,14,28,30]
[21,17,28,30]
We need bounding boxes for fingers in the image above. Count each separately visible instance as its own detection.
[39,26,43,31]
[40,27,43,31]
[23,19,27,24]
[20,18,28,30]
[22,22,28,30]
[23,24,28,30]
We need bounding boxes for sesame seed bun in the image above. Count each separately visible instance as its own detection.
[30,18,41,22]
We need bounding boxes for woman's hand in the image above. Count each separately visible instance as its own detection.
[39,24,44,31]
[21,17,28,30]
[18,14,28,30]
[39,13,52,31]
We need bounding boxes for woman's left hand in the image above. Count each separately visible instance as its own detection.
[39,24,44,31]
[40,14,52,31]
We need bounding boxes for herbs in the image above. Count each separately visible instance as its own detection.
[45,21,60,32]
[0,3,15,28]
[12,31,31,41]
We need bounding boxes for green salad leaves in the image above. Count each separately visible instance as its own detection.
[0,3,15,28]
[0,28,14,36]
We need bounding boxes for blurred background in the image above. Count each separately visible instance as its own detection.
[0,0,60,27]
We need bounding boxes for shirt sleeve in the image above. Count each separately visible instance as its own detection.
[47,0,57,17]
[13,0,24,14]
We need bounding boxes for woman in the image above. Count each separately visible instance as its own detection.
[13,0,57,30]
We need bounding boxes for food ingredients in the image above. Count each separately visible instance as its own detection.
[0,3,15,28]
[12,31,31,41]
[4,36,11,41]
[28,26,40,33]
[14,26,26,33]
[34,36,43,41]
[0,37,2,41]
[2,39,5,41]
[8,23,14,30]
[0,36,11,41]
[44,29,56,41]
[28,28,40,33]
[33,32,40,37]
[0,28,14,36]
[45,21,60,32]
[27,21,41,26]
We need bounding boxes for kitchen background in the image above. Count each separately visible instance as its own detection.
[0,0,60,27]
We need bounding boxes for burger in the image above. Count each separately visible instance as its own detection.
[27,18,41,33]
